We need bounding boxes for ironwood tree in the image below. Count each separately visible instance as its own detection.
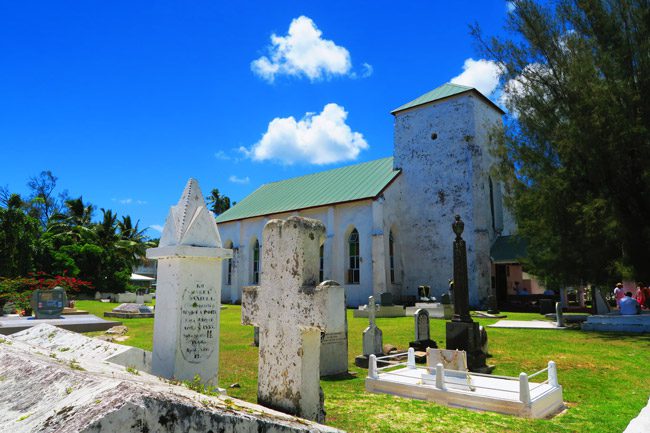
[474,0,650,286]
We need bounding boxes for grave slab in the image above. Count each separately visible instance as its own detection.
[104,303,155,319]
[624,396,650,433]
[581,312,650,333]
[0,314,122,335]
[488,320,568,330]
[0,328,343,433]
[353,305,405,318]
[405,302,452,319]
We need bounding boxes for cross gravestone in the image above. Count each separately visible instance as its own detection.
[354,296,384,368]
[445,215,492,373]
[241,216,344,423]
[409,308,437,352]
[146,178,231,386]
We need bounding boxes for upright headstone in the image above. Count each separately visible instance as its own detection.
[241,216,344,423]
[380,292,393,306]
[409,309,437,352]
[320,281,348,377]
[146,178,232,386]
[31,287,67,319]
[355,296,384,368]
[555,302,565,328]
[445,215,493,373]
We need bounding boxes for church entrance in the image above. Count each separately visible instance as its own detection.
[494,264,508,308]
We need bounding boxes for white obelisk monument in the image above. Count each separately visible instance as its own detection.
[147,178,231,386]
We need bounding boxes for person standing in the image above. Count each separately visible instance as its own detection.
[614,282,625,308]
[635,284,647,310]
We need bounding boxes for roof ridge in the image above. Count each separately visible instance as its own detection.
[263,156,395,186]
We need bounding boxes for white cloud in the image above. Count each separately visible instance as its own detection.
[243,103,368,165]
[499,63,550,116]
[150,224,164,233]
[451,58,502,96]
[214,150,232,161]
[112,198,147,205]
[506,1,516,13]
[251,16,353,82]
[228,175,250,185]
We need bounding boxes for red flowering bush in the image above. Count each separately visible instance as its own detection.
[0,273,92,314]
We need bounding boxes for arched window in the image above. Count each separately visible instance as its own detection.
[347,229,360,284]
[389,231,395,284]
[252,238,260,284]
[319,242,324,283]
[225,241,233,286]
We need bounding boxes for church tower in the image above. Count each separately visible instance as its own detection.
[391,83,506,306]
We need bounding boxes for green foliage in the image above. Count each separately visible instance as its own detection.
[206,188,232,216]
[0,194,41,277]
[474,0,650,285]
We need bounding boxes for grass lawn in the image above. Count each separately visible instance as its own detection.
[76,300,649,433]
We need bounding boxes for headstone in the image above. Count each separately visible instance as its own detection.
[319,281,348,377]
[593,287,611,315]
[418,285,431,302]
[355,296,384,368]
[555,302,565,327]
[445,215,493,373]
[409,309,437,352]
[146,178,232,386]
[426,347,468,371]
[30,287,67,319]
[241,216,344,423]
[380,292,393,306]
[94,291,102,300]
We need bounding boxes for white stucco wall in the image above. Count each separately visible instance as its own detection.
[392,92,504,306]
[217,201,377,307]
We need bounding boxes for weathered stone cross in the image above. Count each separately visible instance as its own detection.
[242,216,344,423]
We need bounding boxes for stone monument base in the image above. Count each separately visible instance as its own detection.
[355,353,388,369]
[446,321,493,374]
[408,339,438,352]
[405,303,452,319]
[581,312,650,333]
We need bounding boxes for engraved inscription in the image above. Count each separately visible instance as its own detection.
[180,283,218,364]
[321,332,347,344]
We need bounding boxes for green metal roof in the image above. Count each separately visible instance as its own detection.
[216,157,400,223]
[391,82,505,115]
[490,235,528,263]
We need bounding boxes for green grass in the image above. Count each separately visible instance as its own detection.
[75,300,650,433]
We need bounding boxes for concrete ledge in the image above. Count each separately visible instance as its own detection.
[353,305,405,318]
[0,314,121,335]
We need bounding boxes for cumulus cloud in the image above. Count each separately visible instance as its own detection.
[112,198,147,205]
[149,224,164,233]
[228,175,250,185]
[451,58,502,96]
[499,63,550,116]
[251,16,354,82]
[214,150,232,161]
[242,103,368,165]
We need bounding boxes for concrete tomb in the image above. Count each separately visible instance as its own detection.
[408,308,438,352]
[104,303,154,319]
[355,295,385,368]
[445,216,492,373]
[242,216,345,423]
[582,311,650,333]
[146,178,232,386]
[366,348,565,419]
[31,286,67,319]
[0,324,342,433]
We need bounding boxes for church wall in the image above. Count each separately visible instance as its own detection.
[392,93,503,306]
[216,200,376,307]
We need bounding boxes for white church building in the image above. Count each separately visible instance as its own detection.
[216,83,516,307]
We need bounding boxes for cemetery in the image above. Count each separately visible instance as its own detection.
[0,179,647,433]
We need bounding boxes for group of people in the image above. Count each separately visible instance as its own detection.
[613,282,650,315]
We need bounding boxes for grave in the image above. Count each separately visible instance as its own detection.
[0,325,342,433]
[242,216,345,422]
[581,311,650,333]
[365,348,565,419]
[354,295,384,368]
[353,292,405,318]
[319,280,349,377]
[408,309,438,352]
[30,287,67,319]
[104,303,155,319]
[0,313,121,335]
[146,178,232,386]
[405,302,453,319]
[445,216,492,373]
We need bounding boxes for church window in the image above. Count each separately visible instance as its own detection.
[252,239,260,284]
[319,243,324,282]
[389,231,395,284]
[347,229,360,284]
[225,241,233,286]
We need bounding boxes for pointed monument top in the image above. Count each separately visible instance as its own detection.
[158,178,222,248]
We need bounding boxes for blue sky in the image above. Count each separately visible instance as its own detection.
[0,1,513,236]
